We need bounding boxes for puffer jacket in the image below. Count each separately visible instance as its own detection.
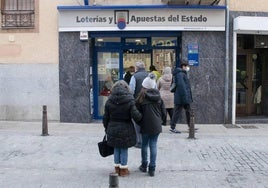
[136,89,166,135]
[103,85,142,148]
[157,74,174,109]
[173,68,193,105]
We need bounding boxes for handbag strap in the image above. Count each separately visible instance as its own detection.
[103,134,107,141]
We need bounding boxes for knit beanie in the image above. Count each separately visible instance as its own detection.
[142,73,156,89]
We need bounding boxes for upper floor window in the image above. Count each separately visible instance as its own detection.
[1,0,35,29]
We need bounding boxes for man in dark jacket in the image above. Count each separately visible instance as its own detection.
[129,61,148,147]
[170,60,193,133]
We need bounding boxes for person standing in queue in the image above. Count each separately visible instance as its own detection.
[103,80,142,177]
[157,66,174,126]
[129,61,148,148]
[136,73,166,176]
[124,66,135,85]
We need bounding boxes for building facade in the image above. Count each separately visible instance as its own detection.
[229,0,268,124]
[0,0,268,124]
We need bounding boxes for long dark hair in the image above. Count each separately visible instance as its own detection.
[136,87,147,103]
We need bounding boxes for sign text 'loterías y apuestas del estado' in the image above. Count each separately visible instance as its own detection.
[59,8,225,31]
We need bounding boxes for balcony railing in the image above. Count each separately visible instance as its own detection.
[1,10,34,28]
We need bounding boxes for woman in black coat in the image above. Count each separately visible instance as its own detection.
[135,73,166,177]
[103,80,142,177]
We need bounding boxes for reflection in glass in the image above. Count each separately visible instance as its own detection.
[97,52,119,115]
[236,55,247,104]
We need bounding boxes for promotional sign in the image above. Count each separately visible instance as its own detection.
[188,43,199,66]
[80,31,88,40]
[58,8,225,31]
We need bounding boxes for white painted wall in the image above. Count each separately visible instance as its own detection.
[0,0,64,121]
[0,64,59,121]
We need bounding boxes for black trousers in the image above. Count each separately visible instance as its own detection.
[162,108,173,125]
[170,104,191,129]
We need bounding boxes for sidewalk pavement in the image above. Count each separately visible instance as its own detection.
[0,121,268,188]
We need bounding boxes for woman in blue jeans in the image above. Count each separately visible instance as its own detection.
[136,73,166,176]
[103,80,142,177]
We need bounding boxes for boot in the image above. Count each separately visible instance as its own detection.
[114,166,120,175]
[148,166,155,177]
[119,165,129,177]
[139,162,147,172]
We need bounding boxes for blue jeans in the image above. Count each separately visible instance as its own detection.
[114,147,128,166]
[141,134,159,169]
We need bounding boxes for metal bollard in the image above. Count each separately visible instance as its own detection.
[42,105,49,136]
[109,173,119,188]
[188,109,195,139]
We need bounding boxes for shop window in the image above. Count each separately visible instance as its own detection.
[95,37,120,47]
[152,37,177,46]
[153,49,176,72]
[1,0,35,28]
[125,38,147,45]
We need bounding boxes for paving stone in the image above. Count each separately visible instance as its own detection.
[0,122,267,188]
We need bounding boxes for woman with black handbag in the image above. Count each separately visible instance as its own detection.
[103,80,142,177]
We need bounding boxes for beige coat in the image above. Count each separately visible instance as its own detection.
[157,73,174,109]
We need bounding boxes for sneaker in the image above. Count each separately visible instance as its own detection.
[170,128,181,134]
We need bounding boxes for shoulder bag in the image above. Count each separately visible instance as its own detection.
[170,76,176,93]
[98,134,114,157]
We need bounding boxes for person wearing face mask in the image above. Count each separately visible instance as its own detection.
[124,66,135,85]
[169,60,193,133]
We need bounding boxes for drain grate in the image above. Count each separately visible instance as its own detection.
[223,124,241,129]
[241,125,258,129]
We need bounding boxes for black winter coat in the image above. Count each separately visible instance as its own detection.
[136,89,166,135]
[173,68,193,105]
[103,86,142,148]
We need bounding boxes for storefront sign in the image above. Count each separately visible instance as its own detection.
[58,8,225,31]
[188,43,199,66]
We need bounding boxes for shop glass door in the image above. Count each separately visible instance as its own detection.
[92,33,180,119]
[236,53,262,116]
[96,51,120,117]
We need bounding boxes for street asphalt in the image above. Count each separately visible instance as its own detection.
[0,121,267,188]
